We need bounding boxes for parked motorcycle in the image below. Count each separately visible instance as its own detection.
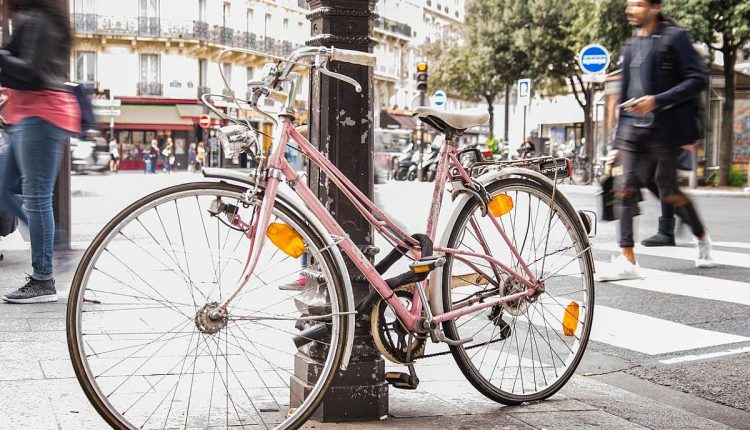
[71,131,110,174]
[392,145,415,181]
[407,139,442,182]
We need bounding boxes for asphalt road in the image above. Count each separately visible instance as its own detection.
[3,171,748,428]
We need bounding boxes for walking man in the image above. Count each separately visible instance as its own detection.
[597,0,714,281]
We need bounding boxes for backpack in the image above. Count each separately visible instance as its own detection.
[67,82,98,135]
[0,206,16,237]
[0,132,17,238]
[657,24,706,140]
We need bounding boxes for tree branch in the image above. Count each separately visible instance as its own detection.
[569,76,585,109]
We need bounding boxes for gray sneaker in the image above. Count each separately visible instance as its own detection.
[3,277,58,304]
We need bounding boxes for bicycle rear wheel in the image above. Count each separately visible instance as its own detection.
[67,181,351,429]
[441,177,594,404]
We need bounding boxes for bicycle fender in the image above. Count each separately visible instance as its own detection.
[202,168,356,370]
[428,168,593,319]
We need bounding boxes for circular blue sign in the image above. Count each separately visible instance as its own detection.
[433,90,447,107]
[578,44,610,75]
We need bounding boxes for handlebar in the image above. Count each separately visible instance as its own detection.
[330,47,377,67]
[206,45,376,126]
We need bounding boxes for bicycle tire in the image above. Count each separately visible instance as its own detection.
[67,181,351,430]
[441,177,595,405]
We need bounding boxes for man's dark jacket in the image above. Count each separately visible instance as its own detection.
[619,22,708,148]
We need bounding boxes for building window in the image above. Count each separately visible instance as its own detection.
[198,0,206,22]
[246,67,254,83]
[283,18,289,31]
[75,51,96,83]
[140,54,160,84]
[139,0,159,18]
[198,59,208,88]
[247,9,254,32]
[264,13,272,37]
[223,3,231,28]
[74,0,95,13]
[223,63,232,85]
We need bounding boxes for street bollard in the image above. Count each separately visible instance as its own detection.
[52,134,72,252]
[290,0,388,422]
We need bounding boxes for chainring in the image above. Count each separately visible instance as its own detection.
[370,286,427,365]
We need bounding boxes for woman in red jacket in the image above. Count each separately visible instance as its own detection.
[0,0,81,303]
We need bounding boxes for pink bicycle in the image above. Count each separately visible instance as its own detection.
[67,46,595,429]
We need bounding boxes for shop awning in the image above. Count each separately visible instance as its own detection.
[115,105,195,130]
[380,110,417,130]
[175,104,222,120]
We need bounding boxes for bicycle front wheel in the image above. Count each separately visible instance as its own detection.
[441,177,594,405]
[67,181,351,430]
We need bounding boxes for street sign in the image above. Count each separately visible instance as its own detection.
[578,44,610,75]
[517,78,531,106]
[432,90,447,108]
[199,114,211,129]
[92,99,121,108]
[94,109,121,117]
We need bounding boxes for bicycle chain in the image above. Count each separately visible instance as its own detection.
[418,336,507,359]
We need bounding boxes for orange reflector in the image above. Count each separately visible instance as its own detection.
[562,301,579,336]
[412,265,430,274]
[266,223,305,258]
[488,194,513,217]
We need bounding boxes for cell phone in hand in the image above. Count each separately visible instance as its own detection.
[619,97,638,109]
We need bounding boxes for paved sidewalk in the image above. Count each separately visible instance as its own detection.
[0,247,736,430]
[0,174,744,429]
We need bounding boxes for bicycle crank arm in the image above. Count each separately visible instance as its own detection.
[431,329,473,346]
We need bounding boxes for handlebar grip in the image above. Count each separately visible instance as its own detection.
[266,89,289,104]
[330,48,376,67]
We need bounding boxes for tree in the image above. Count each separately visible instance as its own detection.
[426,0,530,141]
[521,0,630,156]
[665,1,750,186]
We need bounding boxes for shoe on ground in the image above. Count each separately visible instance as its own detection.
[595,255,641,282]
[2,277,58,303]
[696,236,715,268]
[641,217,676,247]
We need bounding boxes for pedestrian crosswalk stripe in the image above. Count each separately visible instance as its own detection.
[596,243,750,269]
[659,346,750,364]
[589,305,750,355]
[712,241,750,251]
[594,259,750,306]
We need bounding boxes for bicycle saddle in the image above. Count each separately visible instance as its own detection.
[414,107,490,133]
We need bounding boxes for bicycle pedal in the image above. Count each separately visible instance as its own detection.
[385,372,419,390]
[409,255,445,275]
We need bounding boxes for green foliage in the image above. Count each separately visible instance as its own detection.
[664,0,750,54]
[425,0,632,137]
[486,137,501,154]
[729,166,748,188]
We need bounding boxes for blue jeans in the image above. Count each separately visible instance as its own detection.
[0,117,72,281]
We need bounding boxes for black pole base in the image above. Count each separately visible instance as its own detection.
[291,316,388,422]
[290,350,388,422]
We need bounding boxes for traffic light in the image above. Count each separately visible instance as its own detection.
[416,62,428,92]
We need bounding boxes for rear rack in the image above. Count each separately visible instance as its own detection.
[468,156,571,181]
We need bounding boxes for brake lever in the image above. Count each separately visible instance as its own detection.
[318,64,363,93]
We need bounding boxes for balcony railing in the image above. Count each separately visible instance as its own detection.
[375,17,412,38]
[137,82,163,96]
[197,86,211,99]
[73,14,302,56]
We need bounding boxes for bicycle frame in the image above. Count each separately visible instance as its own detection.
[221,115,542,334]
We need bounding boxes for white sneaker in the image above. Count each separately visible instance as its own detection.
[696,236,715,268]
[595,254,641,282]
